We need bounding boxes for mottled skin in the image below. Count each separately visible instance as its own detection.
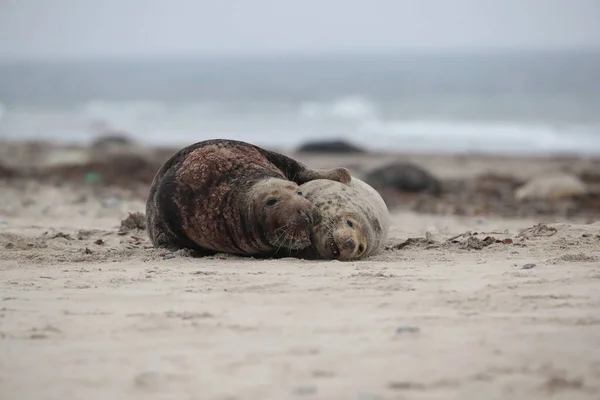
[283,177,389,261]
[146,139,351,257]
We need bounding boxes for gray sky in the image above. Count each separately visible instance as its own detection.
[1,0,599,58]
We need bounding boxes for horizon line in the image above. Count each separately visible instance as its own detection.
[1,46,599,63]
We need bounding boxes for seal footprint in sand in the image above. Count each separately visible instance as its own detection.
[282,177,389,261]
[145,139,351,257]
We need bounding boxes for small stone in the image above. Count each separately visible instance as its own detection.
[102,197,119,208]
[30,333,48,339]
[292,384,317,396]
[95,239,105,245]
[163,254,176,260]
[521,263,536,270]
[502,238,513,244]
[84,247,93,254]
[395,325,420,334]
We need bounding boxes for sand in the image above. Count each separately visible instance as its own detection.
[1,142,600,400]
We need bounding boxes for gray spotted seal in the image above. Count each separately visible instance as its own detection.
[283,176,389,261]
[145,139,351,257]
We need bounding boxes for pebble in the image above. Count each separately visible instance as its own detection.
[102,197,120,208]
[395,325,420,334]
[521,263,536,270]
[163,254,176,260]
[293,384,317,396]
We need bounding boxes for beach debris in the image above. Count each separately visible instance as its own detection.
[541,375,584,393]
[514,173,588,201]
[0,161,18,179]
[190,270,217,275]
[521,263,536,270]
[163,254,176,260]
[118,212,146,235]
[388,236,437,250]
[94,239,105,245]
[296,139,366,154]
[518,223,558,238]
[52,232,73,240]
[363,161,442,195]
[388,381,425,390]
[84,247,93,254]
[389,230,516,251]
[84,171,102,184]
[76,230,94,240]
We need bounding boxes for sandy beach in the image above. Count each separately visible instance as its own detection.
[1,140,600,400]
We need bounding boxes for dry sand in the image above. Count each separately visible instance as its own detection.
[1,142,600,400]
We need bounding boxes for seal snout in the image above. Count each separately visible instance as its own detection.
[299,209,314,225]
[345,238,356,250]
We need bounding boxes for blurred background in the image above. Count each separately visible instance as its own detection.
[0,0,599,154]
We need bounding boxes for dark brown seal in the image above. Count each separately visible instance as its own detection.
[145,139,351,257]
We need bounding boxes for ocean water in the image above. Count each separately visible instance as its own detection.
[1,51,599,154]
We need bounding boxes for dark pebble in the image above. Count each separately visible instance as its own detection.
[396,326,420,334]
[521,263,536,270]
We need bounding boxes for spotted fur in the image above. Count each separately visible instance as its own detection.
[283,177,389,261]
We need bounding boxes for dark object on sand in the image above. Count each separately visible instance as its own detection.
[119,212,147,235]
[364,162,442,195]
[296,139,366,154]
[91,134,134,148]
[44,154,161,188]
[0,161,18,179]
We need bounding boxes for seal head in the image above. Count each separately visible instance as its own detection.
[245,177,314,250]
[287,177,389,261]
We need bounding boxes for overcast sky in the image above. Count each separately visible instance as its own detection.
[1,0,599,58]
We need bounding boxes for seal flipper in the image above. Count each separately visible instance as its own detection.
[257,147,351,185]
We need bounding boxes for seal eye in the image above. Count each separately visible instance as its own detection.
[358,244,365,253]
[297,190,303,196]
[266,198,278,206]
[346,220,354,228]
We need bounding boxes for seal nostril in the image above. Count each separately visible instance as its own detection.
[299,210,312,224]
[346,239,356,250]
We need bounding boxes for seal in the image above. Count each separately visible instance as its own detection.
[283,177,389,261]
[145,139,351,257]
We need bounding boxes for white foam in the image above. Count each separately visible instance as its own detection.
[299,96,379,121]
[0,101,599,155]
[354,120,600,154]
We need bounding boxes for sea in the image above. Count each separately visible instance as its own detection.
[1,51,599,155]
